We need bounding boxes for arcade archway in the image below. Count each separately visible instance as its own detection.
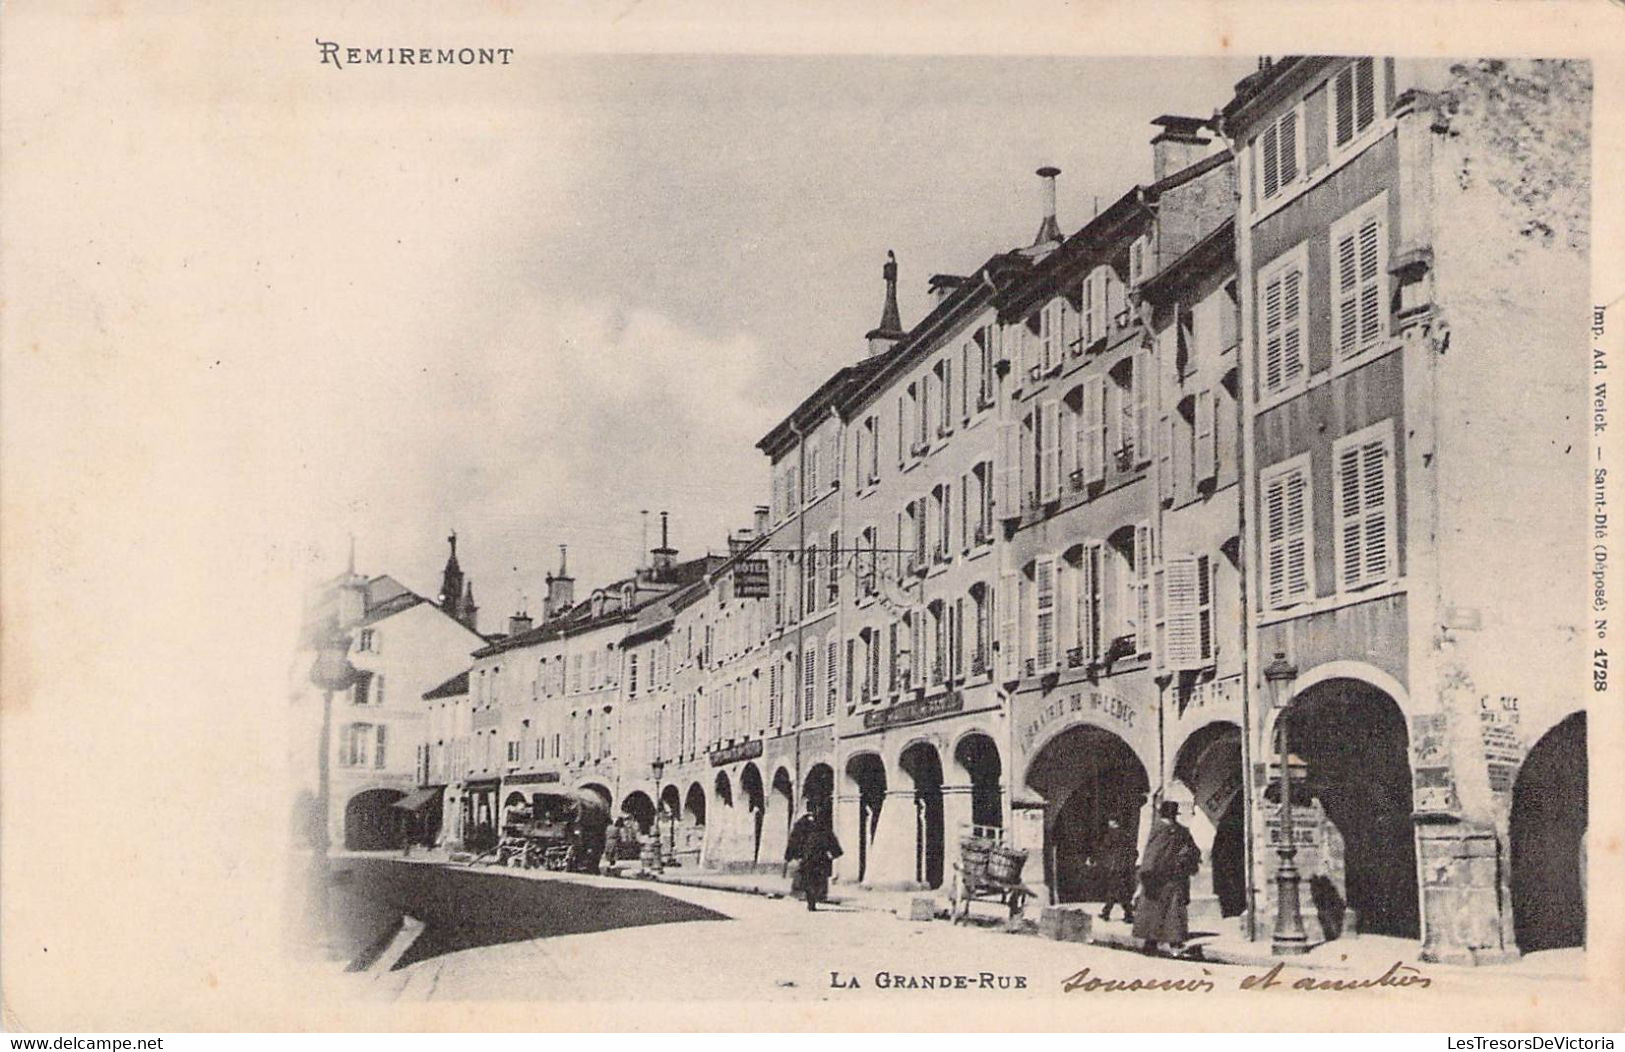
[845,753,887,882]
[954,732,1004,829]
[1288,677,1419,939]
[1174,722,1246,918]
[684,782,708,827]
[804,763,835,829]
[1511,712,1587,953]
[1026,724,1149,904]
[622,790,656,836]
[739,763,765,863]
[900,742,945,889]
[344,788,405,851]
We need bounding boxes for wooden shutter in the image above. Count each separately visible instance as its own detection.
[1035,555,1057,670]
[1194,389,1216,482]
[1164,553,1202,670]
[1336,434,1393,589]
[1040,400,1062,504]
[997,421,1020,519]
[1082,375,1106,481]
[1196,554,1214,664]
[1078,544,1098,662]
[1358,213,1384,347]
[997,572,1019,681]
[1133,349,1150,465]
[1134,522,1152,652]
[1265,464,1312,607]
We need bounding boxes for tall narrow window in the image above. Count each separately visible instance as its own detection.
[1332,57,1378,150]
[1332,196,1388,359]
[1334,422,1397,591]
[1258,107,1299,201]
[1263,458,1314,608]
[1034,555,1058,671]
[1259,248,1308,397]
[826,640,839,715]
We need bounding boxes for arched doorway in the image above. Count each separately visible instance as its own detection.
[1288,677,1419,939]
[954,733,1004,829]
[622,790,656,836]
[803,763,835,829]
[1511,712,1587,953]
[1174,722,1246,918]
[684,783,707,827]
[739,763,765,863]
[899,742,945,889]
[344,788,405,850]
[1026,724,1149,904]
[845,753,887,882]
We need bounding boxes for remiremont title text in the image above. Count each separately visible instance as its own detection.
[316,40,514,69]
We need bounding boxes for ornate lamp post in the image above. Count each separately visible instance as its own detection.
[308,625,357,951]
[1264,651,1309,955]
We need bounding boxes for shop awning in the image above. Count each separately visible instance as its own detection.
[391,787,442,812]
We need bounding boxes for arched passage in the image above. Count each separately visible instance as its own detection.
[1288,677,1419,939]
[1026,724,1150,904]
[1174,722,1246,919]
[684,782,707,826]
[953,732,1004,829]
[803,763,835,828]
[900,741,946,889]
[845,753,887,882]
[622,790,656,836]
[344,788,404,851]
[1511,712,1587,953]
[739,763,765,864]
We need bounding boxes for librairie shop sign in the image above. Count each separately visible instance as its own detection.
[1017,687,1145,755]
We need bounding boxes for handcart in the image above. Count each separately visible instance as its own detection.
[948,825,1033,925]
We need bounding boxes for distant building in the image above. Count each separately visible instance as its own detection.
[292,539,485,851]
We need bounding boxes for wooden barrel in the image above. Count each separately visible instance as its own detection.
[987,846,1028,885]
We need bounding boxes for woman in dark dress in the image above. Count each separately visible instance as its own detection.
[785,805,844,911]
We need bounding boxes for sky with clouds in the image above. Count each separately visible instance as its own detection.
[280,54,1258,617]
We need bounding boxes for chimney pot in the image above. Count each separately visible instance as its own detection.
[1033,167,1062,246]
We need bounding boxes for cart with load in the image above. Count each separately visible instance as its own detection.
[948,825,1033,925]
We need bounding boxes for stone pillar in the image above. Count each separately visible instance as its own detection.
[868,789,920,887]
[1417,821,1516,964]
[760,793,792,869]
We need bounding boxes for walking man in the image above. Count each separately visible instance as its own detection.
[1133,800,1203,957]
[785,803,844,911]
[1091,816,1137,923]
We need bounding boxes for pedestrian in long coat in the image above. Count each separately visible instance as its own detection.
[1133,800,1202,955]
[1090,817,1137,922]
[785,807,844,911]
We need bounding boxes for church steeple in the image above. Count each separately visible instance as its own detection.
[438,531,464,612]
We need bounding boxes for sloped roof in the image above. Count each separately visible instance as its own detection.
[422,670,470,700]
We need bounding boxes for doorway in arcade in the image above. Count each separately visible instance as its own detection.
[1172,722,1247,921]
[1284,677,1420,940]
[1026,724,1150,905]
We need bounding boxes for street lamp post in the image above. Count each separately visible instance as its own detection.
[308,626,357,954]
[1264,651,1309,956]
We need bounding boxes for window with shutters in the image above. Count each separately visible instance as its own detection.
[997,572,1020,681]
[803,544,818,615]
[1330,195,1389,361]
[975,326,996,409]
[1134,522,1153,655]
[975,462,994,541]
[1257,245,1309,399]
[1256,104,1301,203]
[1330,58,1381,157]
[996,421,1022,521]
[972,585,991,675]
[1163,553,1214,670]
[887,621,901,692]
[1262,455,1315,609]
[1076,542,1103,664]
[1194,389,1217,485]
[826,639,839,715]
[1108,357,1136,470]
[1033,556,1058,671]
[1039,400,1061,504]
[1333,421,1397,592]
[806,436,820,498]
[1078,374,1106,484]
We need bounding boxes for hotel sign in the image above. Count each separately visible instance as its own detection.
[505,771,561,786]
[710,739,764,766]
[862,691,964,731]
[733,559,770,598]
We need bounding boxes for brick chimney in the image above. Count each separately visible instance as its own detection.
[508,611,533,636]
[1150,115,1212,182]
[754,505,770,537]
[1032,166,1062,245]
[650,511,677,577]
[544,544,574,620]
